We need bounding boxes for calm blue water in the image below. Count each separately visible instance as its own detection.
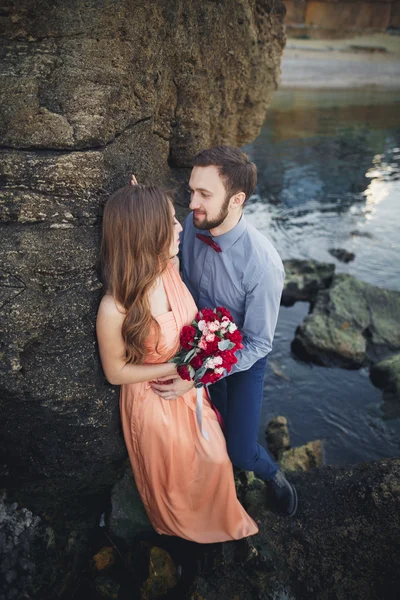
[244,89,400,466]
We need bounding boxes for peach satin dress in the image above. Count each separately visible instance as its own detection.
[119,261,258,543]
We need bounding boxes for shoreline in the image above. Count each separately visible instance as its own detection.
[280,33,400,90]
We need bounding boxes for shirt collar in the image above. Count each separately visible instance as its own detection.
[195,215,247,252]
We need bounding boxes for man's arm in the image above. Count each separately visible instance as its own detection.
[228,262,285,376]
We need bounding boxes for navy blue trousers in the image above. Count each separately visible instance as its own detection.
[209,356,278,481]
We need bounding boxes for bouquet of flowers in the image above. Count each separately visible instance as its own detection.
[170,307,244,440]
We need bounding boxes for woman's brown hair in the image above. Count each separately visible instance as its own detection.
[99,185,174,364]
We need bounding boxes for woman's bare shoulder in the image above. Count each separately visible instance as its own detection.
[98,294,126,320]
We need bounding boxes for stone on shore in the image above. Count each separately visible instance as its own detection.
[265,416,291,460]
[281,259,335,307]
[140,545,178,600]
[279,440,324,472]
[370,354,400,401]
[266,416,324,471]
[292,273,400,368]
[328,247,355,263]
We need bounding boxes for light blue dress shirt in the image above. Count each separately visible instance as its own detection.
[180,213,285,375]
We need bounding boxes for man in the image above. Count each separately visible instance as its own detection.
[150,146,298,517]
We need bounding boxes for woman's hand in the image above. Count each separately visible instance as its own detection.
[150,373,195,401]
[130,173,138,186]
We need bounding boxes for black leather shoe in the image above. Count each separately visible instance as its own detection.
[266,469,298,517]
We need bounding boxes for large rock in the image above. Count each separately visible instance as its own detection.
[189,459,400,600]
[370,354,400,401]
[292,273,400,368]
[281,259,335,307]
[0,0,286,512]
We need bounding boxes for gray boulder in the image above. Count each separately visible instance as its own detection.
[292,273,400,368]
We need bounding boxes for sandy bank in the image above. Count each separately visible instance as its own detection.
[280,33,400,89]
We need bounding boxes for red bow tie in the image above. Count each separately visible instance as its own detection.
[196,233,222,253]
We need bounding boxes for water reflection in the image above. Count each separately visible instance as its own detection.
[243,89,400,465]
[244,91,400,290]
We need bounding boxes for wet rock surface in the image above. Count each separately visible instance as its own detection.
[292,273,400,369]
[188,459,400,600]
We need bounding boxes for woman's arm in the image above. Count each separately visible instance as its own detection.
[96,295,177,385]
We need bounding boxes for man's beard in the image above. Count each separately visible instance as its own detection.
[192,196,230,231]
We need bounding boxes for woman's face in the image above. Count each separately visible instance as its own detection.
[169,202,182,257]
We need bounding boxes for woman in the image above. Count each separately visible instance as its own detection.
[96,184,258,543]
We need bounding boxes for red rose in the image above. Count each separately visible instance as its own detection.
[197,350,207,361]
[199,308,215,323]
[199,370,222,385]
[205,338,219,355]
[180,325,196,350]
[221,351,238,373]
[190,355,203,370]
[177,365,191,381]
[227,329,243,349]
[216,306,233,321]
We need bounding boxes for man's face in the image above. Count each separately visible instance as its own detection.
[188,165,231,230]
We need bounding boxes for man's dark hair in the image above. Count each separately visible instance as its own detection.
[192,146,257,202]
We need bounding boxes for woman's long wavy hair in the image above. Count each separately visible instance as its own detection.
[99,185,174,364]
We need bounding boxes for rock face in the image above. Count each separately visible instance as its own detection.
[0,0,286,513]
[189,459,400,600]
[292,273,400,369]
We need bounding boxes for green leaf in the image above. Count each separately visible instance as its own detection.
[195,366,207,380]
[184,348,197,362]
[218,339,235,351]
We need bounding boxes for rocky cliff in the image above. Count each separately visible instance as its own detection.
[0,0,286,514]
